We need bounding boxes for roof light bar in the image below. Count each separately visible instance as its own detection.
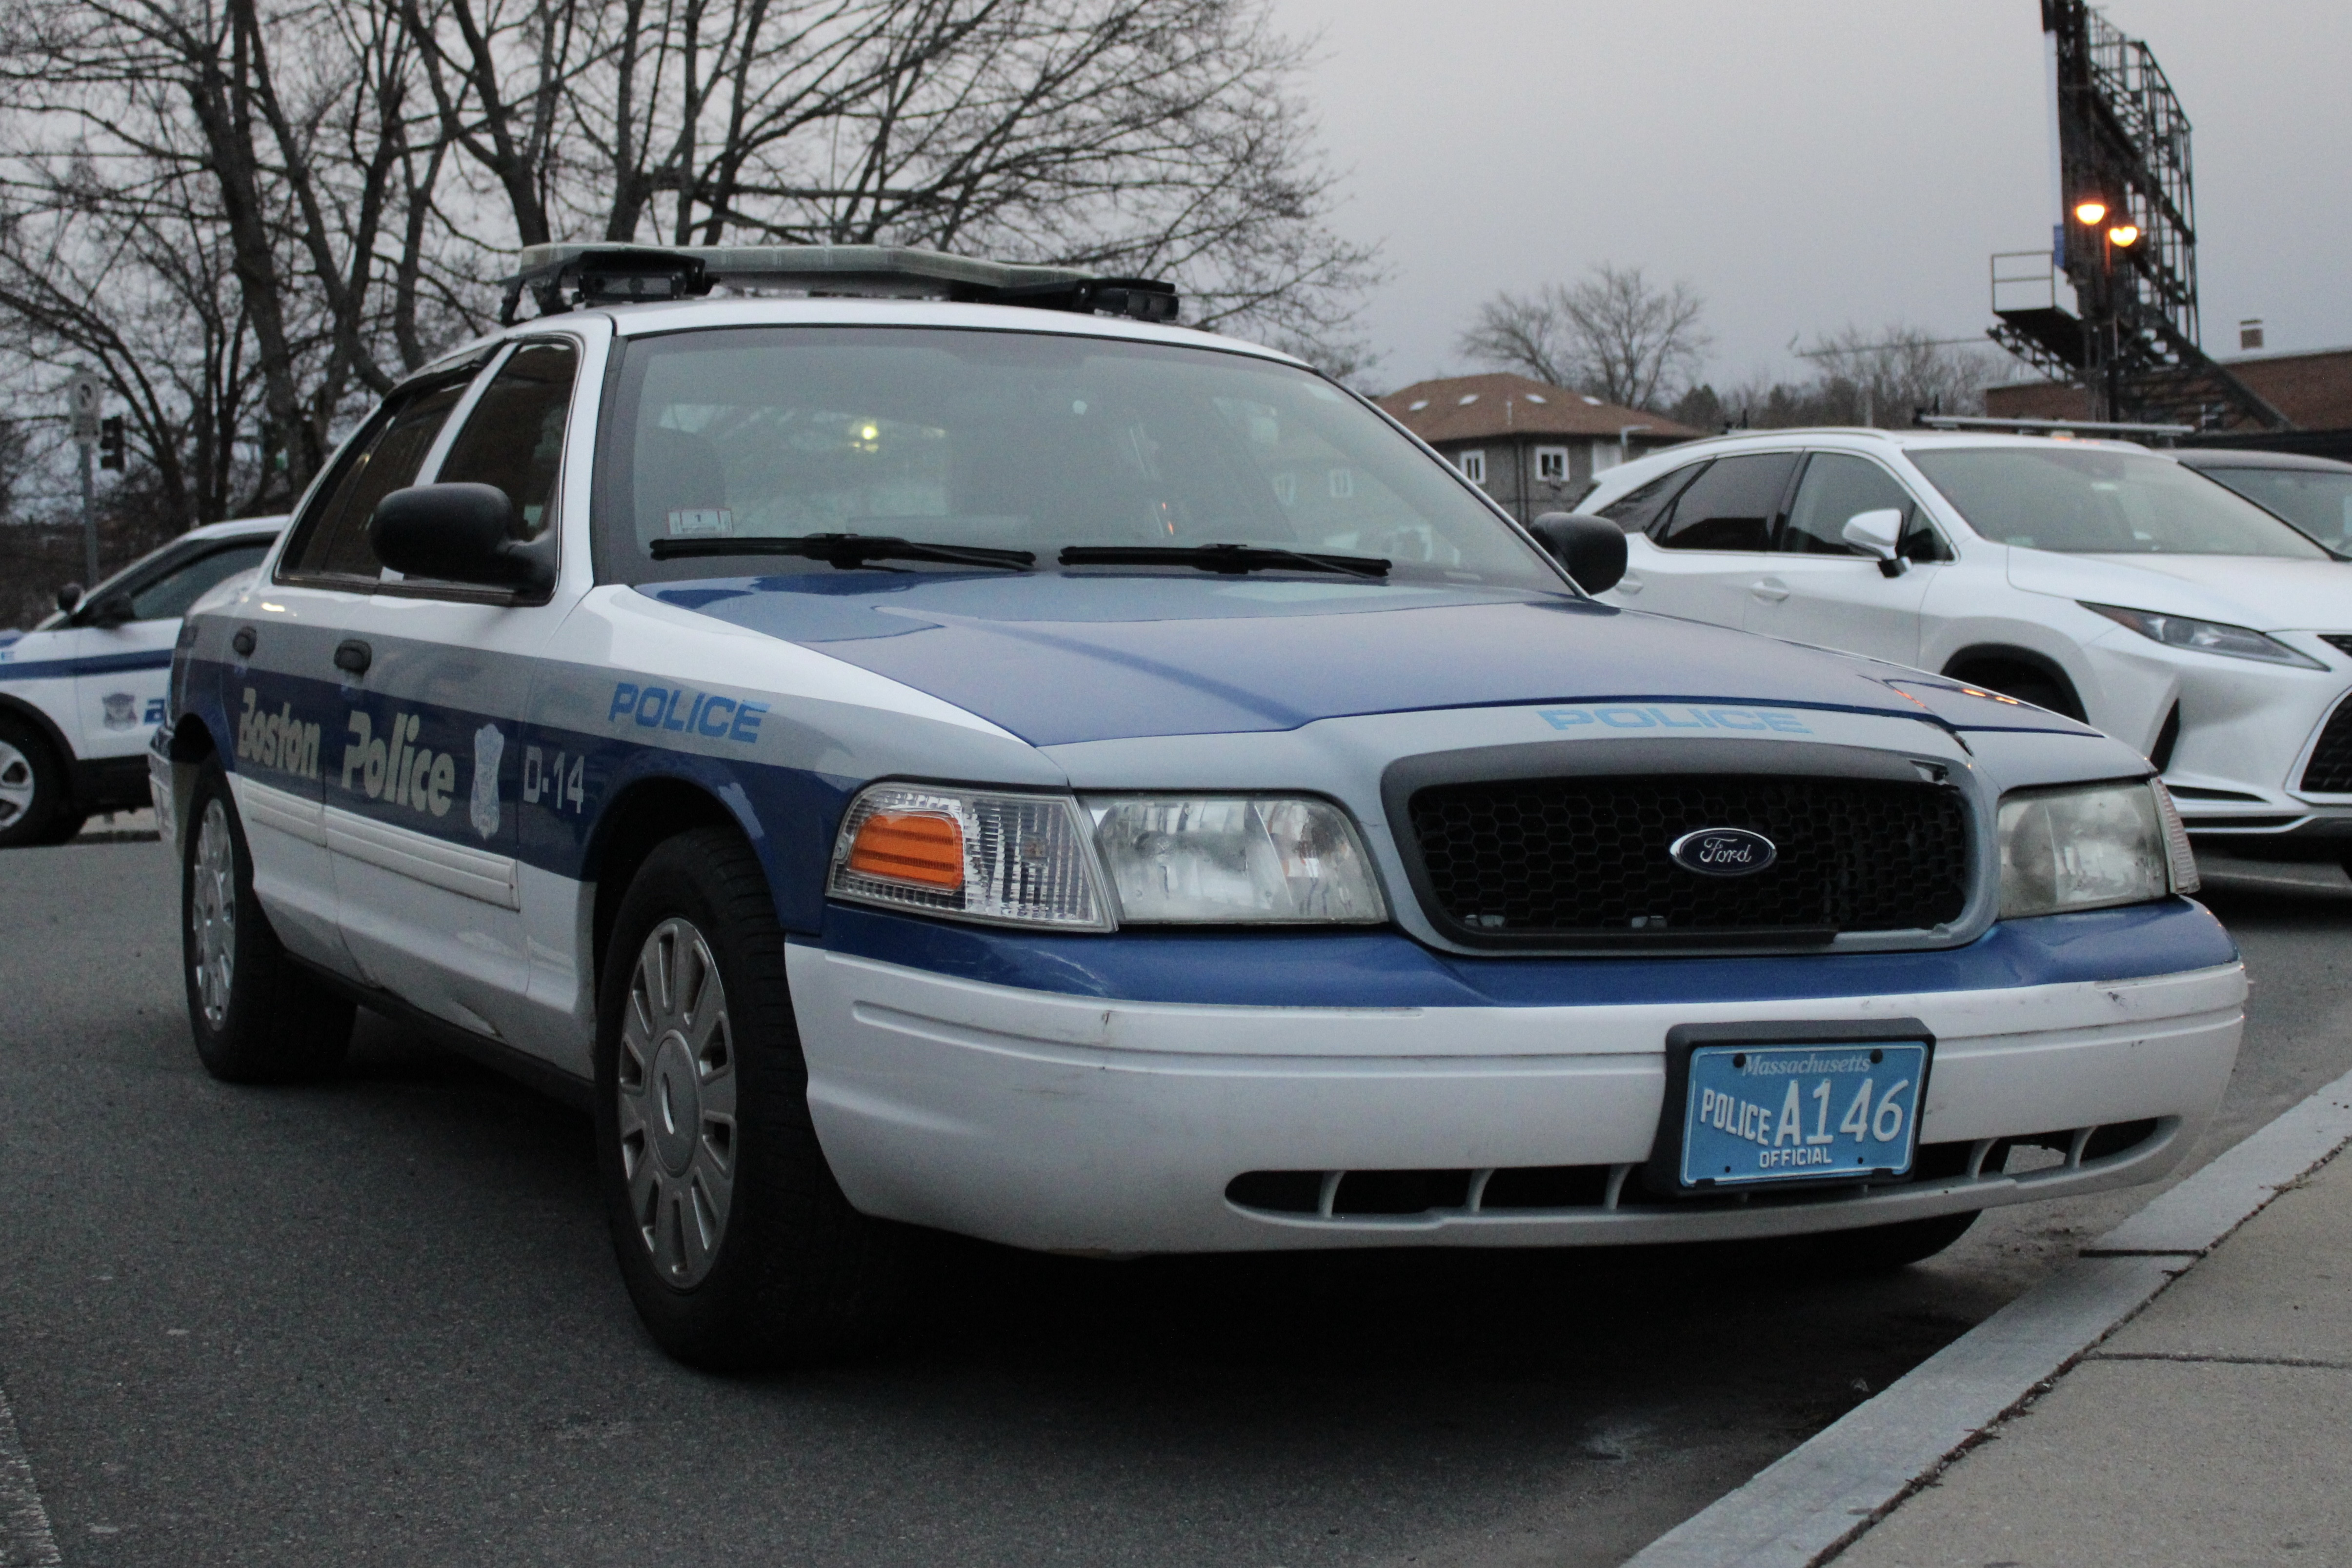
[499,242,1179,326]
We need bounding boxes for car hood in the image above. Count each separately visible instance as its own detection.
[648,572,2074,746]
[2005,547,2352,632]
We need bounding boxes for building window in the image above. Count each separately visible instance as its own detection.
[1592,441,1623,475]
[1535,446,1570,483]
[1271,472,1298,507]
[1327,467,1355,499]
[1457,449,1487,484]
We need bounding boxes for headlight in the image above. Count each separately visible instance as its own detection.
[1086,796,1387,924]
[829,784,1112,930]
[2082,603,2325,669]
[1998,781,2186,919]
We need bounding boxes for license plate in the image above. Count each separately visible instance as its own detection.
[1678,1040,1929,1189]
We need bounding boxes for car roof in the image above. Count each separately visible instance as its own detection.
[2172,447,2352,473]
[183,515,289,543]
[421,295,1308,378]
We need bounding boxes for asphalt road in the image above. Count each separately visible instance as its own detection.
[1,833,2346,1568]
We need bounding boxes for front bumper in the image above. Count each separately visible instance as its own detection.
[786,907,2245,1254]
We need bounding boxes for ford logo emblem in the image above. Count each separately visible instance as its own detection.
[1669,827,1777,877]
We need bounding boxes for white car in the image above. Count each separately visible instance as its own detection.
[1578,430,2352,870]
[154,246,2239,1368]
[0,517,283,846]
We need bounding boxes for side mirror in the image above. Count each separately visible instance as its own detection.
[88,592,137,628]
[369,483,555,592]
[1529,512,1628,595]
[1840,508,1908,577]
[55,583,83,614]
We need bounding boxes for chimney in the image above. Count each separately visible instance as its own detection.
[2239,318,2266,352]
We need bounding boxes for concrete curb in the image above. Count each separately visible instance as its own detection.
[1620,1065,2352,1568]
[0,1382,61,1568]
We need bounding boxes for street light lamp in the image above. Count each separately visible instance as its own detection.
[2107,223,2141,248]
[2073,198,2108,226]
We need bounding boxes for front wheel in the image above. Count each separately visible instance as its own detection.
[0,715,76,848]
[181,764,354,1082]
[595,826,907,1370]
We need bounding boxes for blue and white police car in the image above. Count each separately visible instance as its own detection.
[0,516,281,846]
[156,244,2244,1368]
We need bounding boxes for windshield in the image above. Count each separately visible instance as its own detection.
[2193,464,2352,553]
[595,326,1563,590]
[1908,446,2331,559]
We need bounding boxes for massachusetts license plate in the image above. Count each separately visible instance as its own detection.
[1679,1041,1929,1188]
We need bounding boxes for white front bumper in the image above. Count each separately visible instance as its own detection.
[786,946,2246,1254]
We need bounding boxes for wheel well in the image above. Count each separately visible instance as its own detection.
[1941,645,2086,722]
[587,779,741,991]
[167,712,219,763]
[0,694,76,773]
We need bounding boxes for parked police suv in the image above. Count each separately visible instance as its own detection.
[155,245,2244,1368]
[0,517,281,846]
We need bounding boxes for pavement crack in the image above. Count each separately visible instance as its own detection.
[2085,1350,2352,1371]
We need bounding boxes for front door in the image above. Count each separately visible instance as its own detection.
[77,536,275,766]
[320,336,589,1050]
[1741,453,1936,667]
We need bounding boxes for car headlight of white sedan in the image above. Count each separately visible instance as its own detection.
[1998,780,2199,919]
[829,785,1386,929]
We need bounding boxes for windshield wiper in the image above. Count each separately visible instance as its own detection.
[1057,543,1390,579]
[648,533,1035,570]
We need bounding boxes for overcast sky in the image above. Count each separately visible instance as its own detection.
[1265,0,2352,395]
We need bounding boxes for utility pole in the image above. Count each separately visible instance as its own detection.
[67,370,101,585]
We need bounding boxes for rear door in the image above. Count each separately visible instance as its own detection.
[1619,452,1801,629]
[232,367,482,975]
[1741,453,1937,666]
[319,334,593,1047]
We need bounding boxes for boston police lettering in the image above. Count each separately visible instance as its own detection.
[608,682,768,744]
[339,709,457,817]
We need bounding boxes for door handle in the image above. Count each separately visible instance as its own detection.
[334,639,372,676]
[1749,579,1790,603]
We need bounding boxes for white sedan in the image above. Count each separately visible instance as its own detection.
[1578,430,2352,869]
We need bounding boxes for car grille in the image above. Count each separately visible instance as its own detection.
[1405,774,1970,944]
[2300,695,2352,793]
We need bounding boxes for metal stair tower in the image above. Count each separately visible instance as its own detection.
[1989,0,2290,431]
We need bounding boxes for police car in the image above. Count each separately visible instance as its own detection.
[1577,427,2352,871]
[0,517,281,846]
[155,245,2244,1369]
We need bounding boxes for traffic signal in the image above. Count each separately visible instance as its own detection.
[98,415,125,471]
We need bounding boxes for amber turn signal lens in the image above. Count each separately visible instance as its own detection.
[845,810,965,889]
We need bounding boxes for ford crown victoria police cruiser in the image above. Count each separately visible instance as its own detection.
[0,517,281,846]
[155,245,2244,1368]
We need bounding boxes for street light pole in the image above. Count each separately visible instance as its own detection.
[66,370,101,586]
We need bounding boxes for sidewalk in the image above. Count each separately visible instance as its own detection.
[1832,1144,2352,1567]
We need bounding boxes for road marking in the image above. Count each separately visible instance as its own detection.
[1621,1063,2352,1568]
[0,1380,62,1568]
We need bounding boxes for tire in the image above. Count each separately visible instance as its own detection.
[1809,1209,1979,1273]
[181,763,355,1082]
[0,715,76,849]
[594,826,907,1370]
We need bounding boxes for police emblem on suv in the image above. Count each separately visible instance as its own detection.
[1669,827,1777,876]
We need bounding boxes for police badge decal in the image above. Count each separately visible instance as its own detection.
[471,723,505,840]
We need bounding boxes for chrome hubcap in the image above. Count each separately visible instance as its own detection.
[191,798,237,1029]
[0,740,35,827]
[617,917,737,1287]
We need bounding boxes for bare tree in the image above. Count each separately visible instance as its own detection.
[1702,325,2003,431]
[1458,262,1709,411]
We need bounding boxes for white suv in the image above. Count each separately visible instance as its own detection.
[1578,429,2352,869]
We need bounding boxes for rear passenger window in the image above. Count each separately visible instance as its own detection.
[280,379,471,583]
[1598,464,1704,533]
[1654,453,1799,551]
[435,341,579,539]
